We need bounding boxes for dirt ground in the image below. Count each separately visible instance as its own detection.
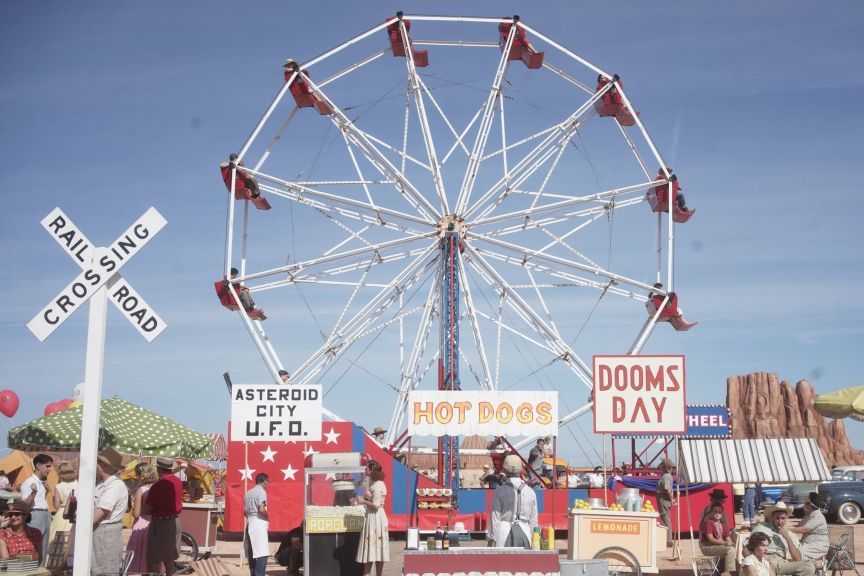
[185,512,864,575]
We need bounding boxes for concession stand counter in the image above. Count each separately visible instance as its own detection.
[304,452,369,576]
[404,548,560,576]
[568,509,660,573]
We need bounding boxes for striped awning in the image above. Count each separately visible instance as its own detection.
[679,438,832,483]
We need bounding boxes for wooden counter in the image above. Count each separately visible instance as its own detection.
[404,548,560,576]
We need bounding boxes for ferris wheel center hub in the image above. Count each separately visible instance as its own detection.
[437,215,465,239]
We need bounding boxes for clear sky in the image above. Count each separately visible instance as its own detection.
[2,1,863,467]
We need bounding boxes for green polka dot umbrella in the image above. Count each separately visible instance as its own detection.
[7,397,214,459]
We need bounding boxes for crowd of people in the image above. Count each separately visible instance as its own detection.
[0,452,187,574]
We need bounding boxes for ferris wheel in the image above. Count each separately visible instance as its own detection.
[218,14,692,465]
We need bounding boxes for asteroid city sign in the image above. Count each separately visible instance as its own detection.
[27,207,167,342]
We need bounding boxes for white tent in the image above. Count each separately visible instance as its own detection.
[679,438,832,483]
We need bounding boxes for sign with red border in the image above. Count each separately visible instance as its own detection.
[593,355,686,434]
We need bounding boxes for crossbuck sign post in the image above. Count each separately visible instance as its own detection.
[27,207,167,576]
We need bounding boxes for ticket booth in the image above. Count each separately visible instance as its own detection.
[304,452,369,576]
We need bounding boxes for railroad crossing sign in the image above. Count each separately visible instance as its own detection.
[27,207,168,342]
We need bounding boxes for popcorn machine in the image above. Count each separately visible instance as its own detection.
[304,452,369,576]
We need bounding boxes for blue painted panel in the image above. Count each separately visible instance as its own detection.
[351,424,366,452]
[458,489,489,513]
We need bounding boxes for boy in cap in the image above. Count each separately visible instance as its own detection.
[21,453,52,565]
[146,457,183,576]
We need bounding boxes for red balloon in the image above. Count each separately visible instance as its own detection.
[0,390,20,418]
[57,399,74,410]
[44,402,63,416]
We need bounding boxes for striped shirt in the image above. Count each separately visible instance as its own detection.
[799,509,829,560]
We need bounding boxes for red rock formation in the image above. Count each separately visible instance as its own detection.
[727,372,864,467]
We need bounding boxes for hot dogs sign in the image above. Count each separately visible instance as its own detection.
[593,355,686,434]
[408,391,558,437]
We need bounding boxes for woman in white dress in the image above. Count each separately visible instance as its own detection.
[354,460,389,576]
[741,532,776,576]
[48,462,77,548]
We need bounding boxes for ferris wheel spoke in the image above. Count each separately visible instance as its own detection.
[483,195,645,239]
[292,246,440,384]
[440,103,483,166]
[465,93,603,221]
[387,280,439,443]
[252,245,435,293]
[470,232,657,294]
[478,248,647,301]
[463,245,594,387]
[456,253,493,391]
[400,22,450,216]
[453,27,515,216]
[256,178,434,233]
[302,75,441,221]
[414,73,471,162]
[245,234,437,285]
[469,163,650,230]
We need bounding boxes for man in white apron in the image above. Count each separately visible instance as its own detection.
[487,455,538,548]
[244,473,270,576]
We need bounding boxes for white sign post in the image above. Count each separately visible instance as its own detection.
[27,207,167,576]
[593,355,687,434]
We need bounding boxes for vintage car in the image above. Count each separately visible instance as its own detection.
[819,478,864,525]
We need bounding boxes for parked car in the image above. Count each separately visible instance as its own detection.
[831,465,864,481]
[818,480,864,525]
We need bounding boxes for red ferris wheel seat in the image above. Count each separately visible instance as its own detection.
[219,164,271,210]
[386,18,429,67]
[214,281,268,320]
[214,281,240,311]
[646,188,694,223]
[595,77,636,126]
[498,22,544,69]
[646,293,697,331]
[285,69,333,116]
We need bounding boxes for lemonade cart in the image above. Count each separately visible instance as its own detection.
[567,497,660,575]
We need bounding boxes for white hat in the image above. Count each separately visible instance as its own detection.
[764,500,793,519]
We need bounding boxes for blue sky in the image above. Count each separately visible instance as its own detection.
[1,1,863,467]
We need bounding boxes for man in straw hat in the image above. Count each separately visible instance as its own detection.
[92,448,129,575]
[749,501,816,576]
[487,454,537,549]
[656,458,676,547]
[146,457,183,575]
[371,426,387,446]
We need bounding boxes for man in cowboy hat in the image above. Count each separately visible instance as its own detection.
[656,458,676,547]
[146,457,183,575]
[487,454,537,549]
[700,488,732,527]
[92,449,129,575]
[371,426,387,446]
[750,501,816,576]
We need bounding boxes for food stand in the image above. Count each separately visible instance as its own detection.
[304,452,369,576]
[567,508,660,573]
[180,501,219,553]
